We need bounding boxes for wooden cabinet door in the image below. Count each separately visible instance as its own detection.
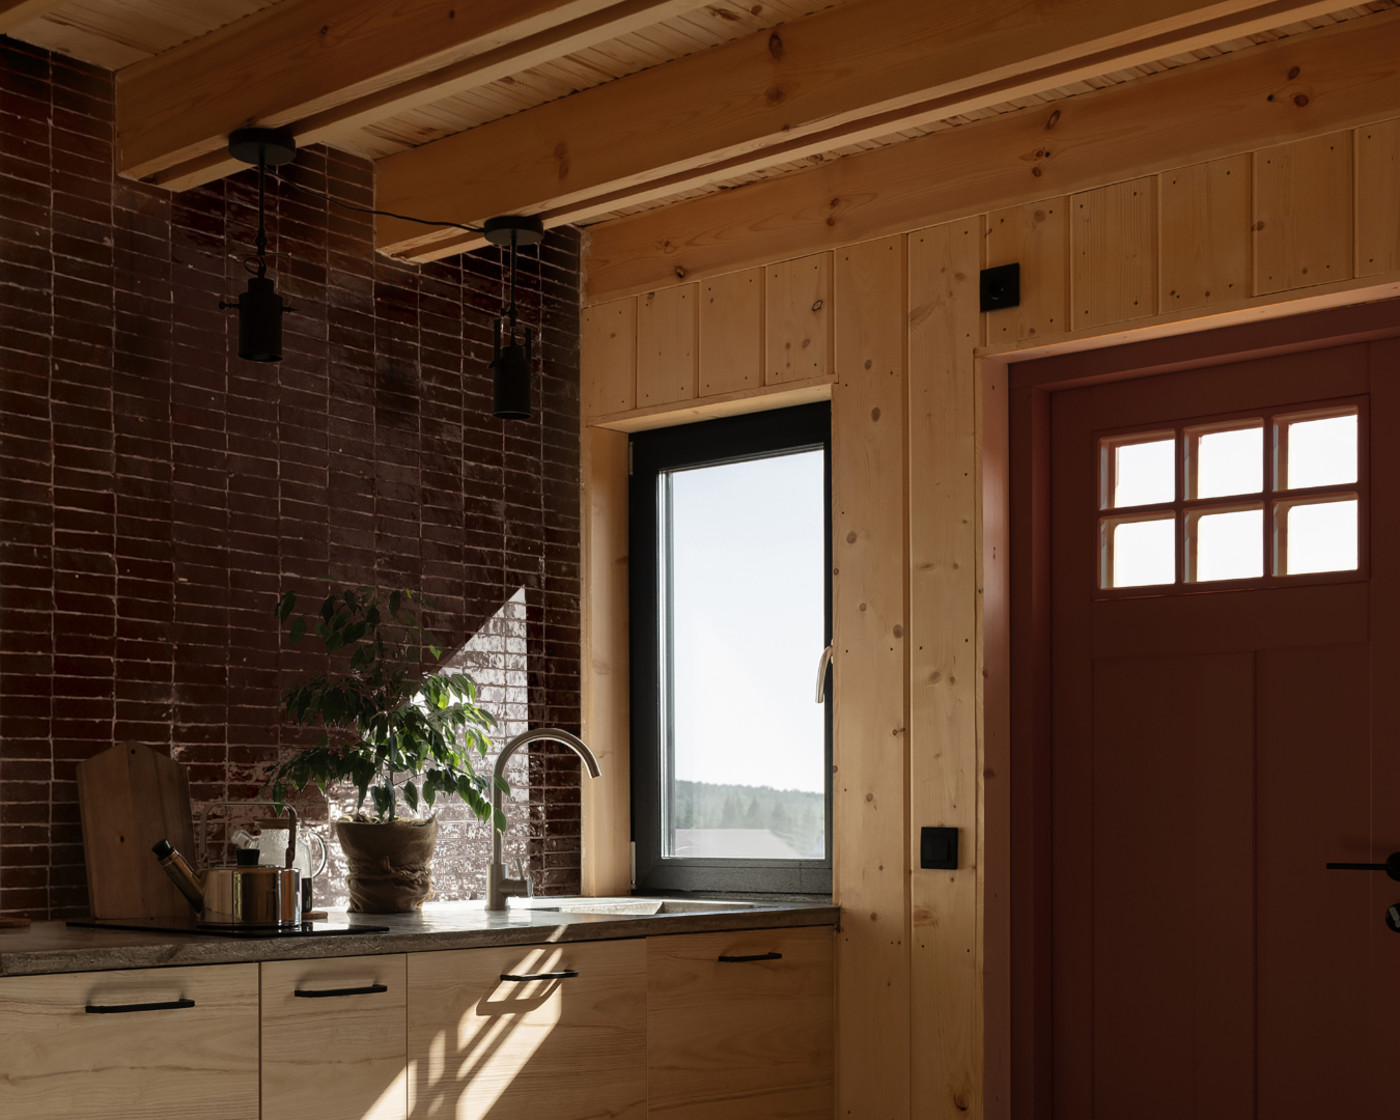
[407,938,647,1120]
[647,926,834,1120]
[261,953,407,1120]
[0,962,259,1120]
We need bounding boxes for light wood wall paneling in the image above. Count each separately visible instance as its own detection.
[831,235,911,1120]
[766,252,833,385]
[1253,131,1355,295]
[1158,155,1251,313]
[580,426,632,895]
[908,217,985,1118]
[1071,177,1158,330]
[636,285,697,408]
[581,297,637,419]
[984,199,1068,346]
[699,269,762,397]
[585,11,1400,303]
[1357,119,1400,278]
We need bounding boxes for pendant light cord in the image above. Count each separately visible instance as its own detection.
[254,154,269,279]
[273,172,486,236]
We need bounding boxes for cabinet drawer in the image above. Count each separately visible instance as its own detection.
[261,954,407,1120]
[408,938,647,1120]
[647,926,834,1119]
[0,962,259,1120]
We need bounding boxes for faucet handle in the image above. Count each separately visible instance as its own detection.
[511,858,534,898]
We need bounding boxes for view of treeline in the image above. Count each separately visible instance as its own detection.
[673,779,825,858]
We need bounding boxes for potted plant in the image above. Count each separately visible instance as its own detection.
[263,586,500,913]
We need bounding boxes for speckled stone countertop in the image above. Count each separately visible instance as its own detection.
[0,898,839,977]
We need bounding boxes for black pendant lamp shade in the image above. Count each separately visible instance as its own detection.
[484,215,544,420]
[221,128,297,362]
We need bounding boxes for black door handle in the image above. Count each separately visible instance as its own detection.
[1325,851,1400,881]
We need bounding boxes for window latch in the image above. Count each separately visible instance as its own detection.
[815,644,834,704]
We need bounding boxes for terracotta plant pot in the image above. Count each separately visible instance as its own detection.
[334,816,439,913]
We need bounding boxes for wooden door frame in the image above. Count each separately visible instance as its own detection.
[980,293,1400,1118]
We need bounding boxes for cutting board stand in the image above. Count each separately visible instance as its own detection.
[77,742,196,920]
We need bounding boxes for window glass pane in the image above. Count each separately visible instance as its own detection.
[665,450,826,860]
[1281,412,1357,489]
[1105,516,1175,588]
[1109,437,1175,508]
[1278,498,1359,575]
[1190,507,1263,582]
[1189,423,1262,499]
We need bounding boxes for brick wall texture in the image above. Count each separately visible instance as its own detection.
[0,39,584,919]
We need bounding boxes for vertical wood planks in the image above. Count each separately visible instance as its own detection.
[581,297,637,418]
[1253,131,1354,295]
[1071,177,1158,329]
[766,252,832,384]
[699,269,762,396]
[1158,156,1251,313]
[579,426,632,896]
[636,285,697,407]
[984,199,1067,346]
[832,235,910,1120]
[908,218,984,1118]
[1356,119,1400,278]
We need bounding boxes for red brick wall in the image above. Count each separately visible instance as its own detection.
[0,39,583,919]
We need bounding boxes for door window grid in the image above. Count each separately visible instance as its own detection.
[1097,400,1365,593]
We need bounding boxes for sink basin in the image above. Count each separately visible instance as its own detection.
[524,897,760,916]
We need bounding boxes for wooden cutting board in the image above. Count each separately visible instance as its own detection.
[77,743,196,920]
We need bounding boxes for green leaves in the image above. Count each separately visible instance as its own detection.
[266,585,503,825]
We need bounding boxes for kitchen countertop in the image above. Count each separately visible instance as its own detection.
[0,898,840,977]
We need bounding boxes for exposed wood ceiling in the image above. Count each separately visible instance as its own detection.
[3,0,1396,264]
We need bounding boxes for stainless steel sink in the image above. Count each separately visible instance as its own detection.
[522,897,760,916]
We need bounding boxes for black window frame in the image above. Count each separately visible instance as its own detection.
[628,402,833,896]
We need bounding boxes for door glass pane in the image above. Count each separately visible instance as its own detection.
[1104,516,1175,588]
[1277,497,1359,575]
[1188,422,1262,499]
[1189,507,1263,582]
[664,451,826,860]
[1279,412,1357,490]
[1107,436,1175,509]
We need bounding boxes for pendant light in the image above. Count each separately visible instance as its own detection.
[483,215,544,420]
[220,127,297,362]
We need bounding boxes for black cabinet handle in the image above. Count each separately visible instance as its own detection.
[293,983,389,999]
[85,998,195,1014]
[718,952,783,963]
[500,970,579,982]
[1326,851,1400,881]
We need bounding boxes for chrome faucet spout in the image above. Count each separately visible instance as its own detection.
[486,728,601,911]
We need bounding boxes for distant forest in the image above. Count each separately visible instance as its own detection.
[673,779,825,859]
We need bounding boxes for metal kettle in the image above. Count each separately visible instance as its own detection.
[152,801,302,929]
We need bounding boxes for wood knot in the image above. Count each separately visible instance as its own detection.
[554,142,570,180]
[768,31,783,59]
[863,359,873,370]
[1045,108,1061,130]
[846,530,857,543]
[674,265,688,279]
[766,85,785,105]
[1293,93,1309,107]
[811,298,823,312]
[1287,65,1301,80]
[892,624,903,638]
[870,406,881,422]
[1032,166,1042,177]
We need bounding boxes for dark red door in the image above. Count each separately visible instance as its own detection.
[1048,336,1400,1116]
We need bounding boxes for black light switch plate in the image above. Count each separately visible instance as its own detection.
[920,826,958,870]
[979,262,1020,312]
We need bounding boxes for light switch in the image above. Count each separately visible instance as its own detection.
[920,826,958,870]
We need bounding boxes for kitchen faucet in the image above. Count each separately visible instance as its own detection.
[486,728,601,911]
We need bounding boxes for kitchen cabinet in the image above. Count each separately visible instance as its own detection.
[407,938,648,1120]
[260,953,407,1120]
[0,961,259,1120]
[646,926,834,1119]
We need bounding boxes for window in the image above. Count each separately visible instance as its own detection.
[629,404,832,895]
[1098,400,1363,593]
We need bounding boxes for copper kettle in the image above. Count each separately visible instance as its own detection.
[152,801,302,929]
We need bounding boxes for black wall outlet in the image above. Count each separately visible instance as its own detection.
[920,826,958,870]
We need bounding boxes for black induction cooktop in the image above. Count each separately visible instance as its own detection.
[66,916,391,938]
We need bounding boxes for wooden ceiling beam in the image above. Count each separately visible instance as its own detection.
[116,0,702,188]
[0,0,67,35]
[374,0,1353,259]
[582,8,1400,302]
